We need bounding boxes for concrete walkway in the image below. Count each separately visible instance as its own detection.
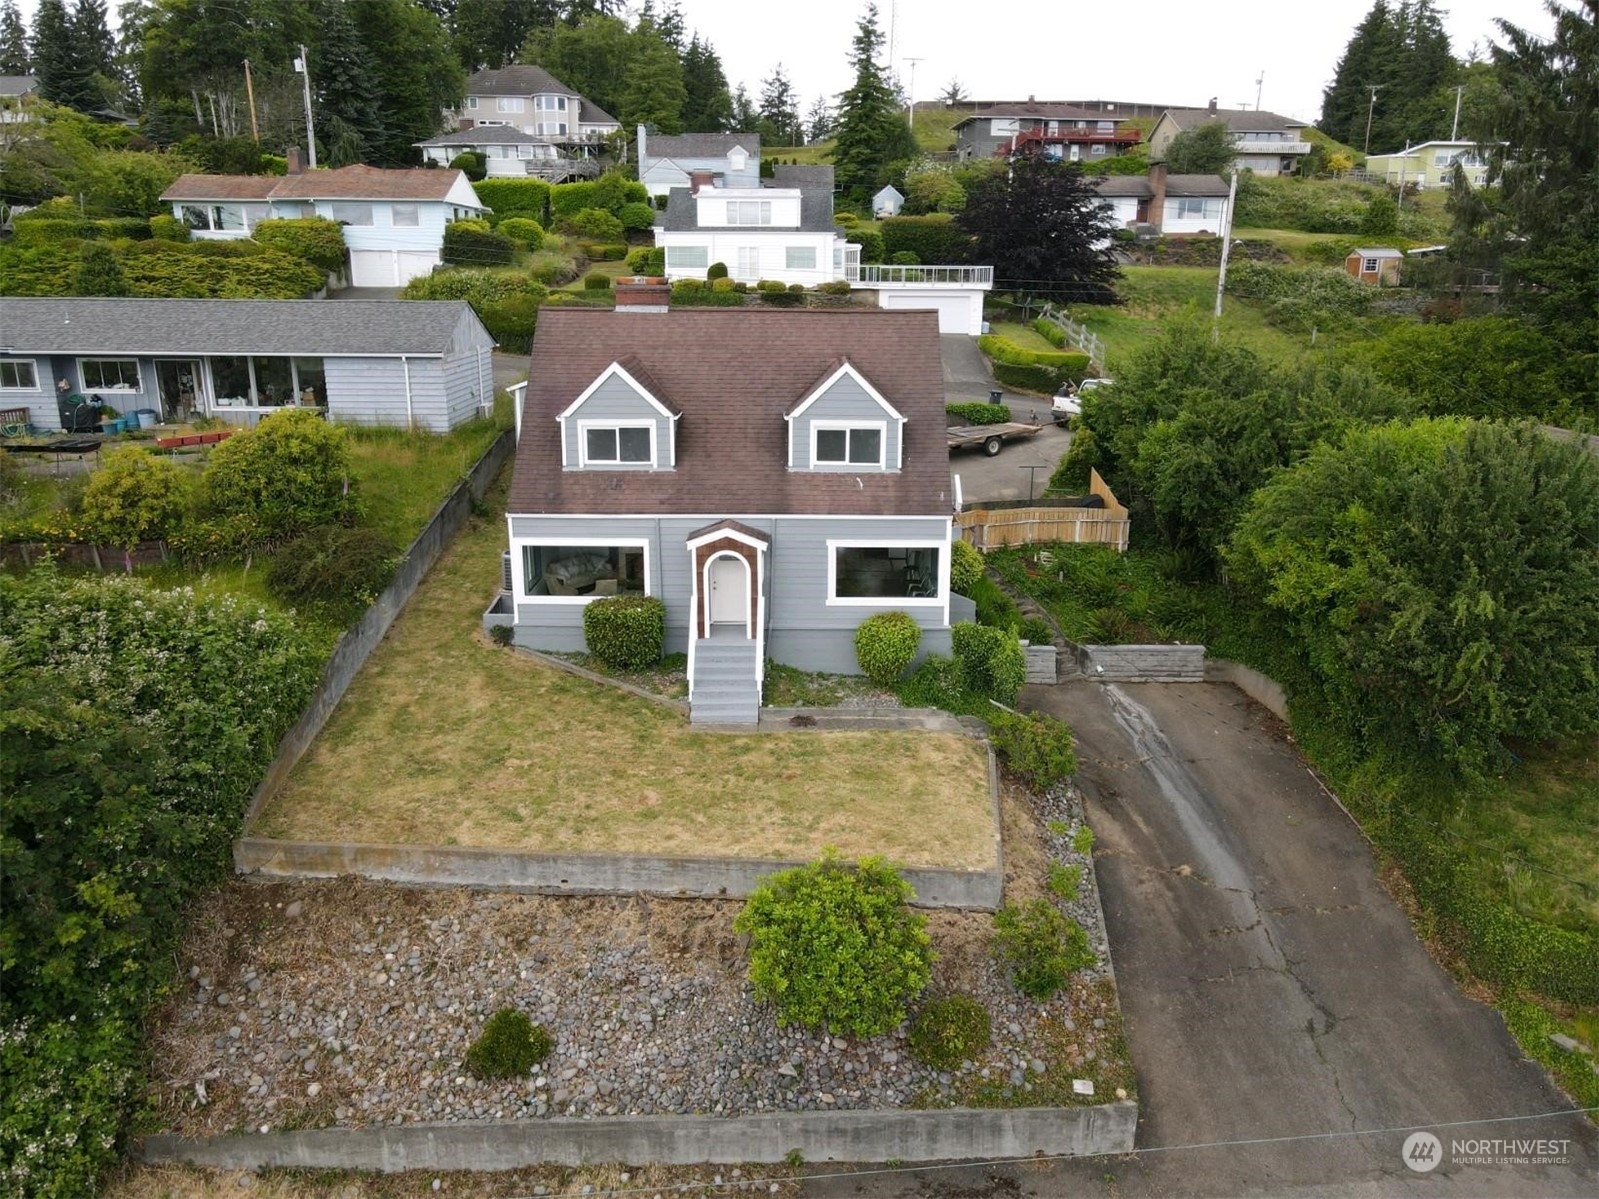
[939,333,997,402]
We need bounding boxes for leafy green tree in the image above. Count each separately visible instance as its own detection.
[202,407,356,543]
[757,63,801,146]
[617,22,685,134]
[523,12,631,126]
[0,0,29,74]
[1228,419,1599,775]
[956,153,1119,302]
[79,446,190,568]
[903,160,965,213]
[830,2,918,202]
[1160,120,1234,175]
[679,32,732,132]
[72,241,130,297]
[1357,316,1571,421]
[450,0,558,72]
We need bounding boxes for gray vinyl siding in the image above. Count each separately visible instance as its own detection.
[789,375,902,471]
[560,374,675,469]
[441,347,490,427]
[323,356,451,432]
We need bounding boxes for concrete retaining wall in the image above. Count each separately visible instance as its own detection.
[234,838,1004,910]
[1079,643,1205,683]
[138,1103,1139,1171]
[242,430,515,829]
[1204,658,1289,721]
[1024,644,1057,684]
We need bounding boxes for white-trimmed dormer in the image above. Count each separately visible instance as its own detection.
[693,185,803,229]
[784,361,905,472]
[558,359,680,470]
[727,145,750,175]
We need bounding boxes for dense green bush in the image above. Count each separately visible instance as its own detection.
[78,447,191,567]
[735,854,933,1036]
[471,178,552,220]
[992,900,1095,1000]
[549,180,600,219]
[989,361,1080,394]
[618,201,657,232]
[149,214,189,241]
[1356,316,1572,422]
[816,279,853,296]
[978,335,1089,371]
[251,217,348,274]
[1224,261,1372,330]
[463,1009,552,1080]
[583,271,612,290]
[10,218,97,246]
[496,217,544,250]
[707,260,729,280]
[952,621,1026,704]
[627,246,665,274]
[582,594,666,669]
[561,207,625,242]
[95,217,151,240]
[987,708,1078,789]
[450,151,486,181]
[580,241,628,261]
[201,408,356,548]
[854,610,921,684]
[443,222,515,266]
[759,289,805,307]
[266,525,399,612]
[889,250,920,265]
[949,538,985,595]
[965,571,1021,630]
[845,228,884,263]
[880,213,973,264]
[907,995,992,1069]
[115,242,323,298]
[946,401,1011,426]
[1032,317,1067,347]
[896,653,969,709]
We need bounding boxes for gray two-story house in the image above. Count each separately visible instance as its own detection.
[637,126,760,199]
[503,287,954,723]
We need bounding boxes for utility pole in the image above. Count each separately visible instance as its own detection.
[294,45,317,169]
[1255,71,1264,113]
[903,56,923,129]
[1363,85,1382,156]
[1212,167,1240,337]
[242,58,260,144]
[1450,84,1466,141]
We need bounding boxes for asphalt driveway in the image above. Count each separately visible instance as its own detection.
[940,334,1072,504]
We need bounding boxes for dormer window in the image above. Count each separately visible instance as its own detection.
[728,200,773,225]
[814,423,883,467]
[582,422,654,466]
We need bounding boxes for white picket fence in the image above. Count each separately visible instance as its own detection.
[1037,303,1106,374]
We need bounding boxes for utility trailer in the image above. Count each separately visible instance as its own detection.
[947,422,1044,456]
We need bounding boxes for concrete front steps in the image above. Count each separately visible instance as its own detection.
[689,638,761,725]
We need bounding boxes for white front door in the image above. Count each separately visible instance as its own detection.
[709,556,747,628]
[736,246,761,281]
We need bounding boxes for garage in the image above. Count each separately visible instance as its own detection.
[349,250,440,288]
[874,288,986,336]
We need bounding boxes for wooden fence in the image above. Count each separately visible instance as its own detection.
[956,469,1130,551]
[1036,303,1106,374]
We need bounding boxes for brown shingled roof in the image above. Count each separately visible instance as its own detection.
[509,309,950,518]
[267,164,466,201]
[161,173,280,201]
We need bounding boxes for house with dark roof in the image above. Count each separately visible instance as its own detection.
[0,298,495,433]
[637,125,760,198]
[1148,102,1313,176]
[953,101,1142,163]
[502,292,957,723]
[1093,165,1232,236]
[159,153,486,286]
[455,65,620,156]
[0,74,38,125]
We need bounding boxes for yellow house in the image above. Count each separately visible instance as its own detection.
[1364,140,1490,190]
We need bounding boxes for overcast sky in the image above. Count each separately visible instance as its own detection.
[688,0,1560,123]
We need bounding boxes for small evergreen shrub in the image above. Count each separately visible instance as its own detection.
[755,279,787,292]
[1048,862,1082,899]
[908,995,992,1069]
[845,228,883,263]
[489,622,514,646]
[581,241,628,261]
[949,538,984,596]
[583,271,612,290]
[760,289,805,306]
[449,151,486,181]
[987,708,1078,789]
[952,622,1026,704]
[463,1009,552,1080]
[834,211,860,226]
[896,653,968,709]
[992,900,1095,1000]
[854,610,921,684]
[582,594,665,669]
[266,525,399,611]
[710,276,736,292]
[735,853,933,1036]
[497,217,545,250]
[618,201,656,231]
[707,261,729,280]
[560,206,625,242]
[78,447,191,568]
[1018,616,1053,644]
[890,250,921,265]
[945,401,1011,426]
[627,246,665,274]
[817,279,853,295]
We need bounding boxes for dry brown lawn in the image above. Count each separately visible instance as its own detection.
[254,477,996,870]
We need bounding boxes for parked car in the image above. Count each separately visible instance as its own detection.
[1052,377,1113,427]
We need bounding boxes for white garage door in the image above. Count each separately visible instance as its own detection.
[395,252,438,285]
[877,289,983,335]
[348,250,397,287]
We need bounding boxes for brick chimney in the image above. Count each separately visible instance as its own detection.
[1149,162,1168,228]
[286,145,305,175]
[689,170,714,194]
[614,276,670,312]
[1207,97,1218,116]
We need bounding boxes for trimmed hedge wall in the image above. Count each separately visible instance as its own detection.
[990,361,1082,394]
[471,178,552,223]
[845,228,884,264]
[443,222,515,266]
[250,217,347,274]
[977,334,1090,370]
[880,213,973,264]
[946,401,1011,425]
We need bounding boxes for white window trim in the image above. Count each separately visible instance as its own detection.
[665,244,709,270]
[727,200,773,226]
[825,538,948,608]
[466,96,479,110]
[497,97,525,113]
[1363,258,1380,273]
[811,420,887,470]
[785,245,817,270]
[577,419,658,468]
[391,203,420,227]
[0,359,40,391]
[513,536,651,606]
[77,357,141,392]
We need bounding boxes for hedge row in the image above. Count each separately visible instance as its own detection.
[0,241,324,299]
[990,361,1083,395]
[946,402,1011,425]
[443,222,515,266]
[9,217,152,245]
[880,213,973,265]
[1031,318,1067,348]
[977,334,1090,370]
[845,228,884,264]
[471,177,553,221]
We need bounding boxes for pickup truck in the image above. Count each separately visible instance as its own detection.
[1052,378,1113,427]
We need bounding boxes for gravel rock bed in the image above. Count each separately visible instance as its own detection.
[148,789,1128,1138]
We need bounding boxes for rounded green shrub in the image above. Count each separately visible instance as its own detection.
[854,610,921,684]
[625,246,664,274]
[834,211,860,227]
[583,271,612,290]
[707,261,729,280]
[561,206,625,242]
[951,621,1026,704]
[449,151,486,181]
[817,279,853,296]
[710,276,736,292]
[897,653,968,709]
[79,447,191,564]
[201,408,356,546]
[582,594,665,669]
[735,853,933,1036]
[992,899,1095,1000]
[755,279,787,293]
[266,525,399,611]
[463,1008,552,1080]
[889,250,921,265]
[949,538,984,596]
[497,217,545,250]
[987,708,1077,790]
[908,995,992,1069]
[618,201,656,232]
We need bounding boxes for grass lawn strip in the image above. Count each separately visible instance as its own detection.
[255,473,995,871]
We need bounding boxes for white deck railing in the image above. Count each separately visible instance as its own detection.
[845,263,995,287]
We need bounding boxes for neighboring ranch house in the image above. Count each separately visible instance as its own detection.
[160,157,487,287]
[1093,165,1232,236]
[637,126,760,199]
[503,293,956,724]
[454,64,620,155]
[1148,103,1313,176]
[0,298,495,433]
[1364,140,1492,189]
[1346,247,1403,286]
[953,101,1142,162]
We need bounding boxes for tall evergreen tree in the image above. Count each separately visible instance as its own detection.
[0,0,29,74]
[831,3,918,201]
[74,242,130,296]
[679,33,731,132]
[758,64,801,147]
[310,0,383,165]
[806,95,835,142]
[523,12,631,123]
[1321,0,1459,152]
[729,82,756,132]
[350,0,463,165]
[451,0,559,72]
[618,23,685,134]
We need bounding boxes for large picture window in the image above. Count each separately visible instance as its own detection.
[813,423,883,467]
[391,203,419,227]
[521,543,647,599]
[727,200,772,225]
[785,245,817,270]
[665,245,708,270]
[829,544,942,602]
[581,423,654,466]
[80,359,140,391]
[209,356,326,408]
[330,202,373,226]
